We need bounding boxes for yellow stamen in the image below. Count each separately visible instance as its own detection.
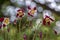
[3,18,9,25]
[30,9,35,15]
[45,18,50,22]
[18,11,23,16]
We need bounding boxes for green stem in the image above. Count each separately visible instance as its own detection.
[33,31,36,40]
[19,19,21,32]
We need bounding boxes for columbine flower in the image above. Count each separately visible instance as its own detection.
[43,10,54,25]
[16,9,24,18]
[27,2,37,17]
[2,18,10,26]
[0,17,10,30]
[28,7,37,17]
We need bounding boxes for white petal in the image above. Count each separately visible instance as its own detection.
[14,7,20,14]
[43,10,52,18]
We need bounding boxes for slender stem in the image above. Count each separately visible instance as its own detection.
[19,19,21,32]
[33,30,36,40]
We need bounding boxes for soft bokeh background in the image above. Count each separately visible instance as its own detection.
[0,0,60,40]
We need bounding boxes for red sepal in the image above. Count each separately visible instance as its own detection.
[3,24,6,27]
[43,19,46,25]
[28,6,31,9]
[28,13,33,17]
[0,17,4,22]
[34,7,36,10]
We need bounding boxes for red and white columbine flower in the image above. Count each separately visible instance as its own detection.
[2,18,10,26]
[16,9,25,18]
[27,5,37,17]
[0,17,10,30]
[27,2,37,17]
[28,6,37,17]
[43,10,54,25]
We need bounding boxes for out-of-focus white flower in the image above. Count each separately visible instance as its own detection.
[30,2,37,8]
[10,0,25,7]
[31,19,42,31]
[56,21,60,27]
[7,6,16,16]
[16,0,25,6]
[2,6,14,16]
[25,0,32,6]
[45,0,55,3]
[39,0,46,4]
[37,6,43,12]
[2,6,15,16]
[10,16,17,22]
[55,0,60,3]
[36,19,42,25]
[47,2,57,9]
[53,21,60,35]
[54,5,60,12]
